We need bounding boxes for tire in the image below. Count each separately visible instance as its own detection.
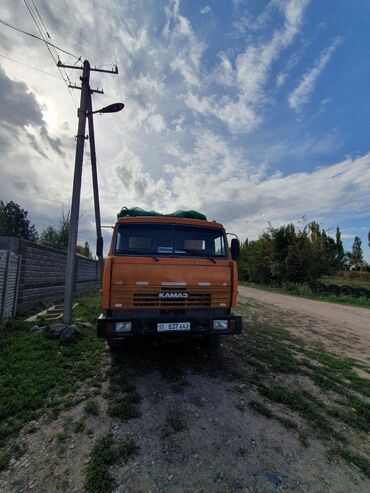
[354,288,370,299]
[313,283,324,293]
[326,284,339,295]
[339,285,354,296]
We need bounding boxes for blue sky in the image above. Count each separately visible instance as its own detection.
[0,0,369,258]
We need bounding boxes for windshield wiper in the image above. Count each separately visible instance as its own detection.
[179,248,217,263]
[119,249,159,261]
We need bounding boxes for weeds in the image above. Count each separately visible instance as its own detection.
[73,417,86,434]
[84,434,139,493]
[84,400,99,416]
[108,391,141,421]
[329,446,370,478]
[165,409,187,433]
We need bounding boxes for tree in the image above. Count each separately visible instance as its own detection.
[76,241,93,259]
[335,226,345,269]
[39,211,70,251]
[351,236,364,269]
[0,200,38,241]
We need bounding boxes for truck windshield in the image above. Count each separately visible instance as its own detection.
[115,224,227,258]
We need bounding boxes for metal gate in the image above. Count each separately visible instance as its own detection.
[0,250,21,321]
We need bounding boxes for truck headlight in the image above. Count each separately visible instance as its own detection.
[115,322,132,332]
[213,320,228,330]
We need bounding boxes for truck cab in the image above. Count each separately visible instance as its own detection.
[97,214,242,348]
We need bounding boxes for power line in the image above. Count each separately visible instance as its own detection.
[24,0,57,64]
[0,18,78,59]
[22,0,78,109]
[0,53,64,79]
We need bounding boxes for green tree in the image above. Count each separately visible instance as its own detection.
[39,211,70,251]
[335,226,345,269]
[76,241,93,258]
[0,200,38,241]
[351,236,364,269]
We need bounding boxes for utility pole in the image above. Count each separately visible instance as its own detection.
[87,91,103,280]
[58,59,119,323]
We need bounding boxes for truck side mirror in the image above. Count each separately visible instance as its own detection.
[230,238,240,261]
[96,236,103,258]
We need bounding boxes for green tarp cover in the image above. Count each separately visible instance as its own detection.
[117,206,207,221]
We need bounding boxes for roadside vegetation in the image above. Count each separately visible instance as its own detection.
[84,434,139,493]
[0,291,103,471]
[238,221,370,307]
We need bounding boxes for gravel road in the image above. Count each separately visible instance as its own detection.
[238,285,370,363]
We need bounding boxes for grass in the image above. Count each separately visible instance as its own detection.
[84,434,139,493]
[107,392,141,421]
[240,281,370,309]
[0,441,25,472]
[165,409,187,433]
[73,417,86,434]
[227,302,370,476]
[329,446,370,478]
[84,400,99,416]
[106,353,141,421]
[322,274,370,290]
[0,291,103,463]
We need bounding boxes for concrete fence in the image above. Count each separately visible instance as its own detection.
[0,236,100,317]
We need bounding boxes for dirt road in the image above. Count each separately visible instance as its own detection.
[239,285,370,364]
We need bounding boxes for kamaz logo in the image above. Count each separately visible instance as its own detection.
[159,292,188,300]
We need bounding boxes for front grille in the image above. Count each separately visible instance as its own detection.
[133,292,211,307]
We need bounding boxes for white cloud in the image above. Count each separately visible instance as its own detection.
[185,0,310,132]
[200,6,211,14]
[288,38,341,111]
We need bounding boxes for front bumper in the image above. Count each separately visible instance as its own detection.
[97,310,242,339]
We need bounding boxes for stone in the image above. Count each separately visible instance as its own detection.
[266,471,282,487]
[45,323,82,344]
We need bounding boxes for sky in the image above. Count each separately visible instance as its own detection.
[0,0,369,259]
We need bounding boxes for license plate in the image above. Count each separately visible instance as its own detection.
[157,322,191,332]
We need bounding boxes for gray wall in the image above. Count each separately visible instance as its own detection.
[0,237,100,314]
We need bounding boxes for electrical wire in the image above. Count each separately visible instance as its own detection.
[0,18,78,58]
[22,0,78,109]
[0,53,64,79]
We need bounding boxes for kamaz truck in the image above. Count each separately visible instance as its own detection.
[97,209,242,349]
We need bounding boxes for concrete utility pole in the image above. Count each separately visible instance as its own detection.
[58,59,119,323]
[62,60,90,323]
[87,92,103,280]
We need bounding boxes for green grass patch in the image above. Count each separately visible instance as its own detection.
[107,391,141,421]
[73,417,86,434]
[0,291,103,449]
[84,400,99,416]
[84,434,139,493]
[249,400,272,418]
[330,446,370,478]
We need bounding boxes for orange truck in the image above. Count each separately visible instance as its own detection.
[97,211,242,348]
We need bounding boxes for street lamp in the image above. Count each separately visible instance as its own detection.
[86,102,125,116]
